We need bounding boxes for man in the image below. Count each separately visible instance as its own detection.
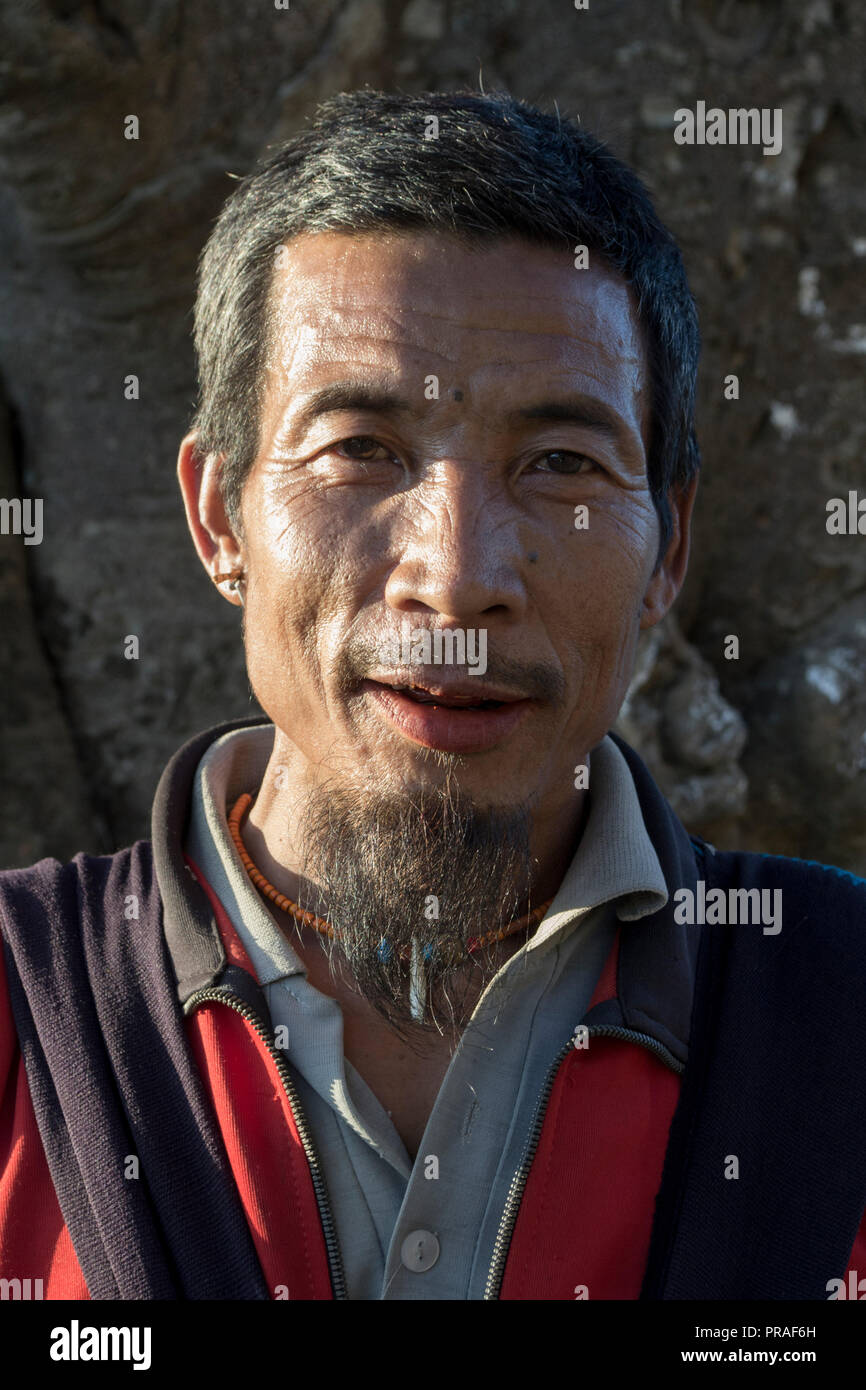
[1,88,864,1302]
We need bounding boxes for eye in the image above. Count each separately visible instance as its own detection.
[535,450,598,475]
[335,436,392,462]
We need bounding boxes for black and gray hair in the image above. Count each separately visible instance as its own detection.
[191,88,700,557]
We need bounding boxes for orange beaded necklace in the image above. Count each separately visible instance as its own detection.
[227,791,553,966]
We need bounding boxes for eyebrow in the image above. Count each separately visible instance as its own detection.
[508,397,628,440]
[291,382,416,432]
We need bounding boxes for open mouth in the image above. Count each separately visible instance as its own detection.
[359,678,532,753]
[383,684,507,710]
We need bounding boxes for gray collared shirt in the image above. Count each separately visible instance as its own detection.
[185,726,668,1299]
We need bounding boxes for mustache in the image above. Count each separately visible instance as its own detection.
[334,634,566,705]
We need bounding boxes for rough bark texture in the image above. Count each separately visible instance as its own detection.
[0,0,863,870]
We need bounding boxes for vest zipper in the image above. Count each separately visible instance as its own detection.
[184,985,349,1301]
[482,1023,685,1300]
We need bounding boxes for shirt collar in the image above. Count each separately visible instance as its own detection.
[529,735,668,953]
[186,724,303,987]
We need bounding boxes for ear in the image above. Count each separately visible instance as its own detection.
[177,431,245,607]
[639,474,698,629]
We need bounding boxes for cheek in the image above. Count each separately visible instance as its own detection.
[241,486,383,719]
[558,494,657,616]
[551,500,656,700]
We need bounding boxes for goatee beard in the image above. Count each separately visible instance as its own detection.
[293,763,537,1043]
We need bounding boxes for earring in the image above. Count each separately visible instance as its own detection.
[213,567,246,606]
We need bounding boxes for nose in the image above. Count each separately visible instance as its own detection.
[382,463,530,625]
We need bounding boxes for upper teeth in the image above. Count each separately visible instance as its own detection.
[395,686,488,706]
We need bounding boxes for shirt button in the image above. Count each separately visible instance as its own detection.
[400,1229,440,1272]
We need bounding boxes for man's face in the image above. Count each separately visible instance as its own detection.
[238,230,676,815]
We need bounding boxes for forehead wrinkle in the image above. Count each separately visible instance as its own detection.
[265,233,645,343]
[270,290,643,352]
[267,326,458,380]
[467,358,647,420]
[269,333,644,399]
[472,347,645,376]
[289,314,641,356]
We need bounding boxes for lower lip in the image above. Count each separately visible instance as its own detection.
[360,680,533,753]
